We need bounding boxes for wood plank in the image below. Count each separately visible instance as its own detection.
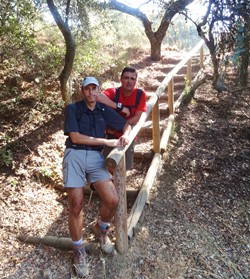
[160,114,175,153]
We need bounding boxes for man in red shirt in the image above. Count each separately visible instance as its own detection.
[98,66,147,169]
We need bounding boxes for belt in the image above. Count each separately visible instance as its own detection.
[67,145,103,151]
[106,133,118,139]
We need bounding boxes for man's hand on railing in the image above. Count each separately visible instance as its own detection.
[104,137,128,148]
[104,139,121,147]
[118,135,129,147]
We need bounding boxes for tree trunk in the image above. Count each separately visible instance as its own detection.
[47,0,75,106]
[196,24,222,91]
[149,37,163,61]
[238,23,250,87]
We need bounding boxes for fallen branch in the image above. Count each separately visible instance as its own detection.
[18,234,100,255]
[175,69,210,108]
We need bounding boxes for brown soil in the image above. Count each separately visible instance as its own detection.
[0,48,249,279]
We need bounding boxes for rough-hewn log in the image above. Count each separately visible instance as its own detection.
[160,114,175,153]
[127,153,162,240]
[18,235,100,255]
[114,155,128,254]
[175,69,208,108]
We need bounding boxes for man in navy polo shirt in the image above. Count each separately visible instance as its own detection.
[63,76,131,277]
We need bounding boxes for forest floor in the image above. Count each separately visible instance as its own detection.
[0,47,249,279]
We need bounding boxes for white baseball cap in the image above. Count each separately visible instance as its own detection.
[82,77,99,87]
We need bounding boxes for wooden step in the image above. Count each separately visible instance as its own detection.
[138,118,168,137]
[146,88,184,100]
[134,150,154,160]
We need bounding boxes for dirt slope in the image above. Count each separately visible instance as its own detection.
[0,48,249,279]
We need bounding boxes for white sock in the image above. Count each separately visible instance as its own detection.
[72,239,83,247]
[98,220,110,230]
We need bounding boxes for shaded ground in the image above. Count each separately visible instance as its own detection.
[0,48,249,278]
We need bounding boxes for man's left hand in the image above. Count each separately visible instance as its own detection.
[119,135,129,147]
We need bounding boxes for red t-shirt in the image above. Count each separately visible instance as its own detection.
[104,87,147,137]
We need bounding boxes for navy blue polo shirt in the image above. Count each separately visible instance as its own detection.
[64,101,127,148]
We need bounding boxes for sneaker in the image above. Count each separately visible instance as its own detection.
[91,223,114,254]
[73,246,89,278]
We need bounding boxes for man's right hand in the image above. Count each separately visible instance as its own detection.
[104,139,121,147]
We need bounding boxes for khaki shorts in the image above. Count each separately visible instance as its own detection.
[63,149,111,188]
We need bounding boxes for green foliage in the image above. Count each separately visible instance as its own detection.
[74,37,127,80]
[0,0,65,85]
[170,122,178,138]
[184,76,191,96]
[164,14,200,50]
[33,166,60,184]
[38,166,54,179]
[188,0,250,86]
[0,0,38,64]
[73,10,148,79]
[183,76,195,104]
[0,135,13,167]
[29,40,64,78]
[108,13,147,49]
[0,147,13,167]
[227,24,246,67]
[74,39,102,75]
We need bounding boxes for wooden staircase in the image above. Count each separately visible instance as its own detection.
[134,54,202,159]
[106,40,206,253]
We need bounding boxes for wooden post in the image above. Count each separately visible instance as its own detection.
[187,59,192,83]
[168,78,174,115]
[152,99,160,153]
[114,154,128,254]
[200,45,204,69]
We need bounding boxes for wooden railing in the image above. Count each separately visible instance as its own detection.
[105,40,205,254]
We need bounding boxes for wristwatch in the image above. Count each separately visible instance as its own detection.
[116,102,123,112]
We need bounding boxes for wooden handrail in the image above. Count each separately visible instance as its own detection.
[155,40,204,98]
[105,40,205,254]
[105,94,158,170]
